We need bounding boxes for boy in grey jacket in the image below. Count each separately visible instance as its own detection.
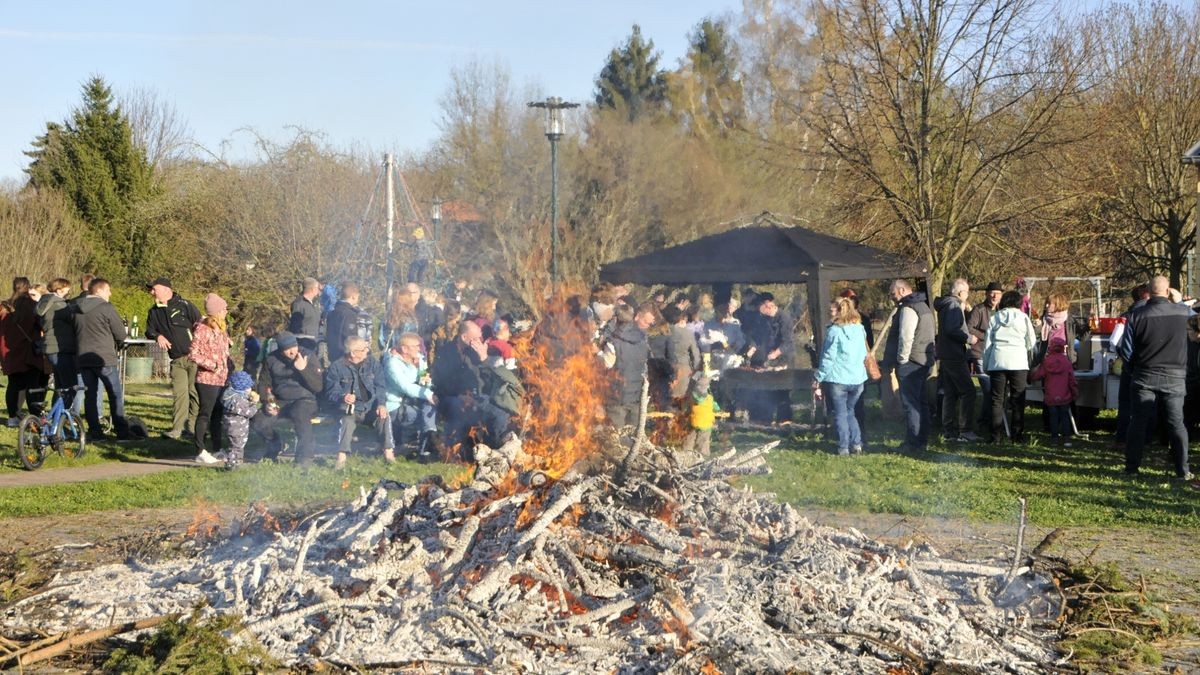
[221,371,259,469]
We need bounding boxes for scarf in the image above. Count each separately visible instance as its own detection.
[1040,309,1068,342]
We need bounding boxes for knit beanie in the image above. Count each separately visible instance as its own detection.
[205,292,228,316]
[229,370,254,392]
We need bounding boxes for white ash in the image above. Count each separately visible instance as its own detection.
[2,440,1062,673]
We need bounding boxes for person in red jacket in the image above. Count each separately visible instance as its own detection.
[1030,337,1078,446]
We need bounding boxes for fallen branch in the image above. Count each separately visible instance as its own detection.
[5,614,178,668]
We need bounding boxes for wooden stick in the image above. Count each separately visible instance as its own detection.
[1006,497,1028,584]
[9,614,178,668]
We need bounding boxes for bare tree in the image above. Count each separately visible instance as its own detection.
[804,0,1085,294]
[119,86,194,170]
[0,187,91,284]
[1086,1,1200,288]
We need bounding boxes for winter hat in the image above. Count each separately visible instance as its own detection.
[205,293,228,316]
[1049,337,1067,354]
[229,370,253,392]
[275,331,298,350]
[985,282,1003,293]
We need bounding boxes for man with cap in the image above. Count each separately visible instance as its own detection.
[144,277,202,440]
[967,282,1003,431]
[289,277,322,351]
[252,330,324,465]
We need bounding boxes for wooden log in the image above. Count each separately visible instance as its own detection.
[7,613,178,668]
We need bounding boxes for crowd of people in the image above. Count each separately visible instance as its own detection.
[0,270,1193,482]
[808,275,1194,482]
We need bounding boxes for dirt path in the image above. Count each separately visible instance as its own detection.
[0,458,201,488]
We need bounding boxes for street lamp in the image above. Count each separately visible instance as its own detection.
[528,96,579,287]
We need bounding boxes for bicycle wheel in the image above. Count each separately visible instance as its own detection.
[55,412,87,460]
[17,416,47,470]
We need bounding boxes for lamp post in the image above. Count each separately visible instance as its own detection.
[528,96,579,287]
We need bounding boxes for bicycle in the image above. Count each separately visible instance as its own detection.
[17,385,87,471]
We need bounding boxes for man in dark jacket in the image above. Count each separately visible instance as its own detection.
[252,331,324,465]
[745,292,796,424]
[967,281,1002,430]
[935,279,979,442]
[431,320,488,458]
[323,336,388,467]
[883,279,935,451]
[144,277,201,440]
[406,282,444,346]
[1117,276,1192,480]
[73,279,130,440]
[605,304,655,428]
[288,277,322,350]
[324,283,363,365]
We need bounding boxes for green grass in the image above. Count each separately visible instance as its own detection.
[746,401,1200,530]
[1,385,1197,531]
[0,383,457,517]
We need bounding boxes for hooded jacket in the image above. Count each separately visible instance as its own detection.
[74,295,126,368]
[982,307,1037,372]
[36,293,77,356]
[1030,350,1078,406]
[933,295,971,362]
[608,321,650,406]
[0,295,41,375]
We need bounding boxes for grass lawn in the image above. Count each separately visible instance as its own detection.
[0,384,1196,530]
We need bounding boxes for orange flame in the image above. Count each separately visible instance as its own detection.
[238,500,283,537]
[504,294,610,486]
[187,496,223,541]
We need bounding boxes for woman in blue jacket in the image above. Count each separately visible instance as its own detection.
[811,297,869,455]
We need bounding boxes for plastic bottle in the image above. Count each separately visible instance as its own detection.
[131,314,139,338]
[122,316,129,337]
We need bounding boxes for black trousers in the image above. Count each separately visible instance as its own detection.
[940,359,976,436]
[6,370,48,418]
[987,369,1027,440]
[195,383,224,453]
[251,398,318,464]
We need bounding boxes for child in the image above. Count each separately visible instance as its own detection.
[221,371,259,469]
[682,376,719,456]
[1030,338,1078,446]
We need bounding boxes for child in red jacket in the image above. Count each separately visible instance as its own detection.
[1031,337,1078,446]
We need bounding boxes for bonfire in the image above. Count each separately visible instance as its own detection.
[1,307,1064,672]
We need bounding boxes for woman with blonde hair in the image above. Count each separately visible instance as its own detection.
[188,293,232,465]
[811,296,869,455]
[1038,291,1076,364]
[380,284,420,351]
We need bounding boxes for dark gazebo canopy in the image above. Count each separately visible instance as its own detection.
[598,219,926,351]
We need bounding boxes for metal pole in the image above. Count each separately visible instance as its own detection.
[550,135,559,288]
[384,153,395,301]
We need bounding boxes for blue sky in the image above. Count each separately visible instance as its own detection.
[0,0,744,182]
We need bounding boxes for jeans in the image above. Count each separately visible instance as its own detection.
[1126,373,1189,476]
[387,400,438,449]
[1046,404,1072,437]
[939,359,976,436]
[827,382,864,450]
[47,353,77,409]
[896,362,931,448]
[81,365,128,438]
[987,370,1027,440]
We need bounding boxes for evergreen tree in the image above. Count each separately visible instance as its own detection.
[25,76,154,277]
[679,18,745,135]
[595,25,669,121]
